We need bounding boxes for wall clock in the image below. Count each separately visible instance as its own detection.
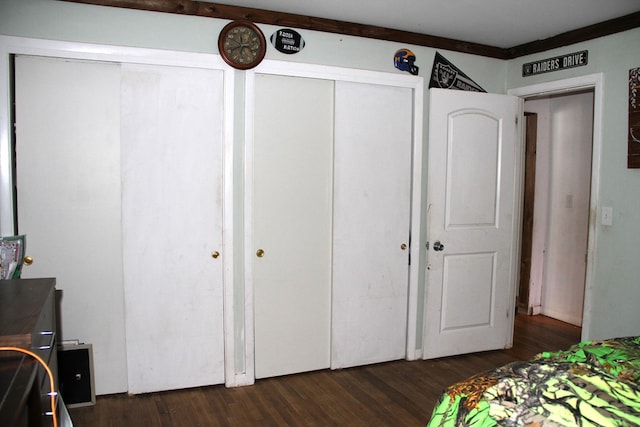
[218,21,267,70]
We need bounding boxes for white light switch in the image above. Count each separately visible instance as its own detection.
[601,206,613,226]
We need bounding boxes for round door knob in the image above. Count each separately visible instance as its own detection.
[400,243,407,250]
[433,241,445,251]
[256,249,265,258]
[211,251,220,259]
[23,256,33,266]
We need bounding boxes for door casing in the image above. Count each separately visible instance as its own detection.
[518,112,538,314]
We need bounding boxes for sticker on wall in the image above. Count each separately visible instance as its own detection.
[393,49,419,75]
[628,67,640,168]
[270,28,305,54]
[428,52,485,92]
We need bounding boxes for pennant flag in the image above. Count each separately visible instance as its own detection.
[429,52,486,92]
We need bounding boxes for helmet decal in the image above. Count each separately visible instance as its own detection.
[394,48,419,76]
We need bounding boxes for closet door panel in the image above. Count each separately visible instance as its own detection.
[14,55,128,394]
[253,74,333,378]
[332,81,413,369]
[121,64,225,393]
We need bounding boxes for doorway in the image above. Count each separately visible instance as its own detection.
[519,90,594,327]
[510,73,603,339]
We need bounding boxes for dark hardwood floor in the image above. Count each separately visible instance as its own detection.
[68,314,581,426]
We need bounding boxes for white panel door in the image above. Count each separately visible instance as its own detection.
[331,81,413,369]
[424,88,521,359]
[253,74,334,378]
[14,55,128,394]
[121,64,225,393]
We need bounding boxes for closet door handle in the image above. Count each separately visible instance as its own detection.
[256,249,265,258]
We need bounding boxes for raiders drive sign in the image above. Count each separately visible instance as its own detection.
[522,50,588,77]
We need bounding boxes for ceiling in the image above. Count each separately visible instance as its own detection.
[205,0,640,48]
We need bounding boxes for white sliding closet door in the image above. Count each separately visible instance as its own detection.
[14,55,128,395]
[331,81,413,369]
[121,64,225,393]
[253,74,334,378]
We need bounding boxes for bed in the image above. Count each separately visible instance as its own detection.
[427,336,640,426]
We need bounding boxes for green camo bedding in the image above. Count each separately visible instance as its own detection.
[427,336,640,426]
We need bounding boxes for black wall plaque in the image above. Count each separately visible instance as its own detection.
[270,28,305,54]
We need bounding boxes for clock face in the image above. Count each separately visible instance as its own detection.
[218,21,266,70]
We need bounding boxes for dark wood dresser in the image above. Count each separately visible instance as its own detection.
[0,278,59,426]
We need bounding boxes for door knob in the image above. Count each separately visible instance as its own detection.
[433,241,445,251]
[256,249,265,258]
[211,251,220,259]
[400,243,407,250]
[23,256,33,266]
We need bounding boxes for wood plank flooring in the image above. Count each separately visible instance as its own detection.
[68,314,581,426]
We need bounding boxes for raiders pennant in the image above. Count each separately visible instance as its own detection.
[429,52,485,92]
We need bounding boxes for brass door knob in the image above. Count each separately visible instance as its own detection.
[23,256,33,266]
[211,251,220,259]
[400,243,407,250]
[256,249,265,258]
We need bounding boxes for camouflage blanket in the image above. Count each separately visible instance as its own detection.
[427,337,640,426]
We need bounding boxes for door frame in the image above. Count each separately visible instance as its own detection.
[518,112,538,314]
[508,73,603,341]
[241,60,424,385]
[0,35,237,385]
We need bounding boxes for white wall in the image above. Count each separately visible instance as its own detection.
[525,92,593,326]
[0,0,507,86]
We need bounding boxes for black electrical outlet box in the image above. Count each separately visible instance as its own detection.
[57,344,95,407]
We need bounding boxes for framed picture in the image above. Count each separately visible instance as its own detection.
[629,67,640,168]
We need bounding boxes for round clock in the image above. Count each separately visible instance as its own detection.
[218,21,267,70]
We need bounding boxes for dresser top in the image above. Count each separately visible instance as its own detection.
[0,278,56,348]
